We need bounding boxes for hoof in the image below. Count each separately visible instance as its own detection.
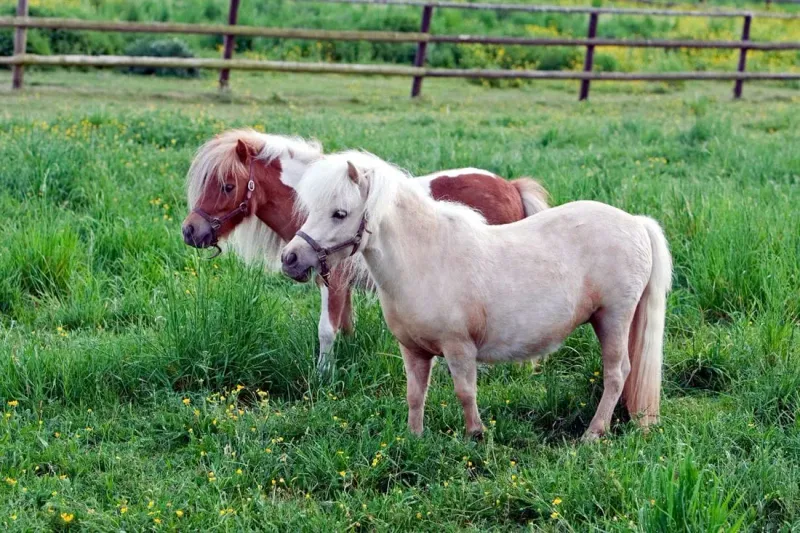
[467,429,484,441]
[581,429,603,443]
[316,358,334,378]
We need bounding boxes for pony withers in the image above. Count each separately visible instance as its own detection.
[281,151,672,440]
[181,129,549,373]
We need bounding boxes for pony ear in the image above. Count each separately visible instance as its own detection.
[235,139,251,164]
[346,161,360,184]
[347,161,370,200]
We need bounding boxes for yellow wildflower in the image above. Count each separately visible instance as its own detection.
[5,477,17,486]
[182,398,191,405]
[60,512,75,523]
[176,510,184,517]
[553,497,562,505]
[7,400,18,407]
[551,511,560,519]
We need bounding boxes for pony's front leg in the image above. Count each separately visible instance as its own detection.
[443,343,483,438]
[401,345,434,436]
[315,268,355,374]
[316,283,336,374]
[584,311,633,441]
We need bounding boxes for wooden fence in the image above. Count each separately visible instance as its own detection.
[3,0,800,100]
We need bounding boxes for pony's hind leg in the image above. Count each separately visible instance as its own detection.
[402,345,434,436]
[443,343,483,438]
[584,309,633,442]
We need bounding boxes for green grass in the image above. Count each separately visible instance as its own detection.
[1,70,800,530]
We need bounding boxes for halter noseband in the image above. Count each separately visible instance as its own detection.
[295,214,369,286]
[191,158,256,258]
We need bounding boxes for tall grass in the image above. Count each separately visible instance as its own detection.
[0,72,799,529]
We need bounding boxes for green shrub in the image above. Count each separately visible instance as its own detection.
[122,38,199,78]
[594,53,619,73]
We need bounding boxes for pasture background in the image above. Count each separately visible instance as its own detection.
[1,69,800,530]
[2,0,800,80]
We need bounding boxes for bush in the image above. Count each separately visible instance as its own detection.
[594,53,619,73]
[122,38,199,78]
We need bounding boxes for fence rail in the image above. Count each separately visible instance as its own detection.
[3,17,799,50]
[4,54,799,81]
[3,0,799,100]
[296,0,800,19]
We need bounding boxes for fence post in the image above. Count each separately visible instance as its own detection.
[218,0,241,91]
[578,11,598,101]
[12,0,29,90]
[410,4,433,98]
[733,14,752,99]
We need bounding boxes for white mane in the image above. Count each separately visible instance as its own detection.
[297,150,487,230]
[185,129,323,269]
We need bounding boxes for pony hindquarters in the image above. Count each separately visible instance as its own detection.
[624,217,672,427]
[511,177,549,216]
[583,215,671,441]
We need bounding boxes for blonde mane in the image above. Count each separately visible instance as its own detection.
[185,129,322,269]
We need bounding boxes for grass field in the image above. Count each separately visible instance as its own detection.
[1,70,800,531]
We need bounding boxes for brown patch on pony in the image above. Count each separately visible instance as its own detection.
[251,157,304,242]
[322,267,355,336]
[429,174,525,225]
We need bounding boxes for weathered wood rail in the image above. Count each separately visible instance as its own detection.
[3,0,799,100]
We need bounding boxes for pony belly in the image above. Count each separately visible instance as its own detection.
[476,336,563,364]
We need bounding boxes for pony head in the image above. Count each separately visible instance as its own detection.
[281,151,393,283]
[182,129,321,251]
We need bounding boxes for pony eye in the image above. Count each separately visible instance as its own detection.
[332,210,348,220]
[222,183,235,193]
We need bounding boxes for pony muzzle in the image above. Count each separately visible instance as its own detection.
[181,213,216,249]
[281,238,318,283]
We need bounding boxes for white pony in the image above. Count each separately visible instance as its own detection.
[182,130,548,374]
[281,151,672,440]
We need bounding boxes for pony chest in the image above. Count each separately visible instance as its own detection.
[381,296,486,356]
[382,305,442,354]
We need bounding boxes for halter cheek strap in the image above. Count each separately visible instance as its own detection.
[191,158,256,258]
[295,214,369,287]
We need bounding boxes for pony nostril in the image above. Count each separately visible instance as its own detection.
[284,252,298,266]
[185,224,195,236]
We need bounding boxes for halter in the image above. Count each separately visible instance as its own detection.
[192,158,256,258]
[295,214,370,286]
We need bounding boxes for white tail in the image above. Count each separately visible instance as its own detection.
[511,178,549,216]
[624,217,672,427]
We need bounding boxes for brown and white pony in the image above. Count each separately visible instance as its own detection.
[281,151,672,440]
[182,130,548,372]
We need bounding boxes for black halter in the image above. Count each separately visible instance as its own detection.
[295,214,369,286]
[192,159,255,258]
